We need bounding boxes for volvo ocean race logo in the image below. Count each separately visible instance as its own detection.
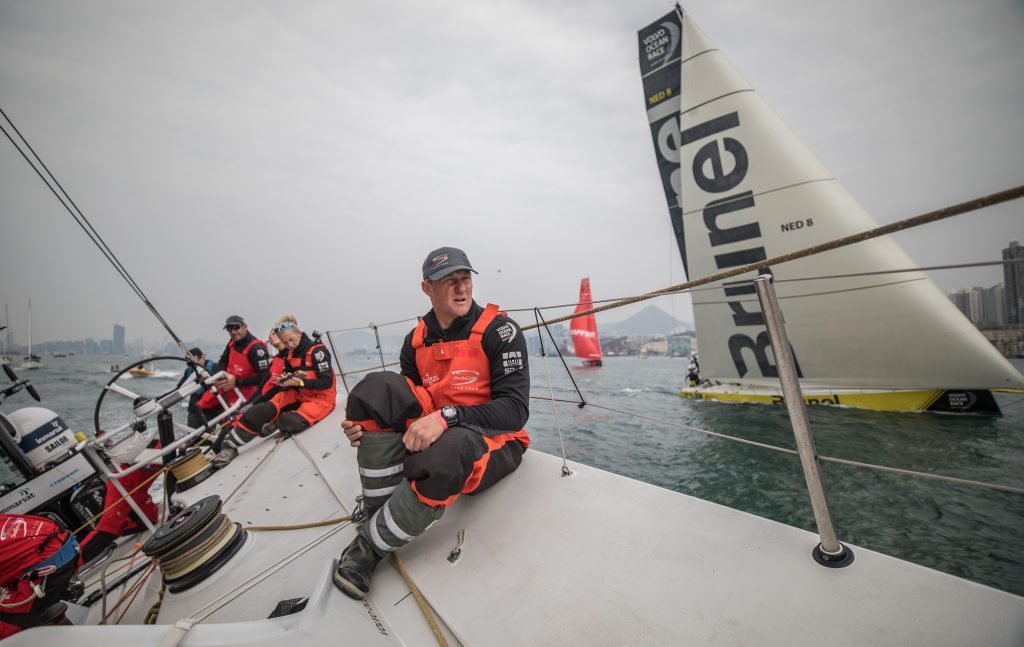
[496,323,517,343]
[642,21,680,68]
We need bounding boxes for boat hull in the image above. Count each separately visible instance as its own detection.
[679,385,1001,414]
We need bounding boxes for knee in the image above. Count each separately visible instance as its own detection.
[277,412,310,434]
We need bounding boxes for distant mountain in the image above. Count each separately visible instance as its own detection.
[600,305,691,336]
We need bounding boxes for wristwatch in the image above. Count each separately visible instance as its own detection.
[440,406,460,428]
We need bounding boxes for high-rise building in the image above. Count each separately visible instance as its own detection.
[979,284,1005,327]
[1004,240,1024,325]
[948,289,971,320]
[112,323,126,356]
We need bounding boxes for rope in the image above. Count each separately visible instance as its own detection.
[223,435,287,503]
[190,523,349,622]
[98,546,149,623]
[144,583,165,624]
[391,554,450,647]
[529,395,1024,495]
[113,563,156,625]
[169,450,210,483]
[290,431,446,645]
[245,516,351,532]
[101,561,157,625]
[289,433,349,511]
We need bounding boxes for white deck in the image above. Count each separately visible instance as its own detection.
[12,401,1024,645]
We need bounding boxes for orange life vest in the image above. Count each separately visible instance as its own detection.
[283,340,337,406]
[411,303,529,447]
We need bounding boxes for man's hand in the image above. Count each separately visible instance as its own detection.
[277,374,301,388]
[403,412,446,453]
[342,420,364,447]
[213,373,237,391]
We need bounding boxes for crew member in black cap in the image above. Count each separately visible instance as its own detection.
[196,315,270,418]
[331,246,530,600]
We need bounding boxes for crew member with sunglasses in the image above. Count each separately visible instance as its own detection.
[212,317,336,467]
[196,315,270,417]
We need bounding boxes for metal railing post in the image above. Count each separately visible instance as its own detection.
[753,274,853,567]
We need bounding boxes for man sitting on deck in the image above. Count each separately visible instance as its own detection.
[333,246,530,600]
[196,315,270,421]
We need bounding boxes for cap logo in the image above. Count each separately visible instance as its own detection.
[431,254,449,267]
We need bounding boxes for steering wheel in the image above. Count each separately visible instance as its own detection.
[93,355,238,438]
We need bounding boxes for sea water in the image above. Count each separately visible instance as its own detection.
[3,354,1023,596]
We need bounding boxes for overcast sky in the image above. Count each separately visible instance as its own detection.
[1,0,1022,348]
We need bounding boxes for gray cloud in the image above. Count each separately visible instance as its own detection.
[1,0,1021,347]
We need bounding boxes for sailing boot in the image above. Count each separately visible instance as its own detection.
[211,442,237,468]
[333,483,444,599]
[332,533,386,599]
[211,423,257,468]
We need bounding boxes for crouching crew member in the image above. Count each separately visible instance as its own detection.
[78,466,160,563]
[333,247,530,600]
[213,319,336,467]
[0,514,79,638]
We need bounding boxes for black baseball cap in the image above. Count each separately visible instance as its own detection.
[224,315,245,329]
[422,247,477,281]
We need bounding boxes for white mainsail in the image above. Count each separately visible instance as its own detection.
[639,9,1023,410]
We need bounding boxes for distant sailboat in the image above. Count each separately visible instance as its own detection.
[20,300,41,369]
[570,278,603,367]
[638,8,1024,414]
[0,304,10,366]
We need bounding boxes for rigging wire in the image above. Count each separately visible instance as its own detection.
[0,107,193,356]
[533,309,575,476]
[523,185,1024,331]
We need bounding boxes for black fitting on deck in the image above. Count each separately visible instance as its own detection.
[812,542,854,568]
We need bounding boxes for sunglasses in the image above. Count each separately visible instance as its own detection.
[274,322,296,333]
[225,324,242,331]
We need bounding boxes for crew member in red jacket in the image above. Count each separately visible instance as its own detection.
[197,315,270,418]
[332,247,530,600]
[77,467,160,564]
[212,318,337,467]
[0,514,79,638]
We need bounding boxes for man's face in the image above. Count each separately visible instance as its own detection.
[278,327,302,351]
[226,323,248,343]
[268,330,284,351]
[422,270,473,326]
